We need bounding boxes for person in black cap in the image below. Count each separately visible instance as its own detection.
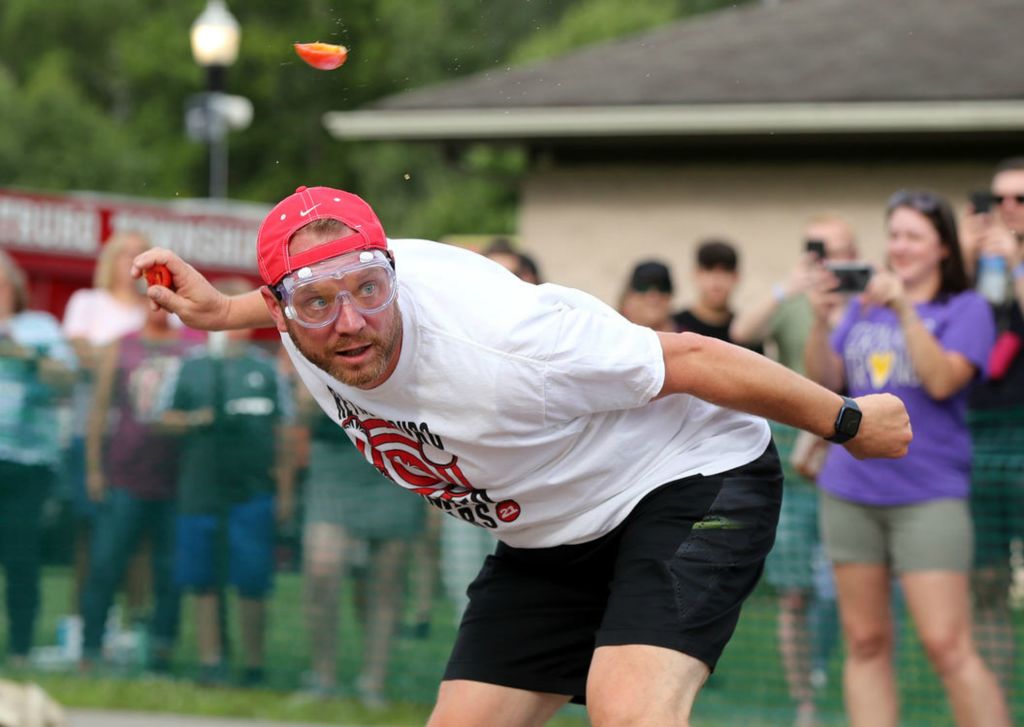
[618,260,679,332]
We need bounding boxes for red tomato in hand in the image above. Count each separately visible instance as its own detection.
[294,42,349,71]
[144,264,174,290]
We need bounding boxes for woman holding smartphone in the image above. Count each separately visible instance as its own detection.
[804,190,1009,727]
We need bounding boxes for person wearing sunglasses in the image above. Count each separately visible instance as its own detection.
[132,185,910,727]
[961,156,1024,697]
[805,190,1009,727]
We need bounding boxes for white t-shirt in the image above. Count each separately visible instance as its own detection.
[283,239,770,548]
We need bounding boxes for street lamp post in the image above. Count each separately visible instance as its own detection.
[190,0,241,199]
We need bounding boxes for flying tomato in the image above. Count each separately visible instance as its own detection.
[293,42,349,71]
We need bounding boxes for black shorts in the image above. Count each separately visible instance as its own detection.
[443,441,783,703]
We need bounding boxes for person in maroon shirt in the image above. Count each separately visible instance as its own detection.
[80,305,191,671]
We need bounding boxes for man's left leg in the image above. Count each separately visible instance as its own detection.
[589,443,784,725]
[426,680,569,727]
[587,645,708,727]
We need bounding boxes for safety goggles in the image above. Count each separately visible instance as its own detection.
[274,249,397,329]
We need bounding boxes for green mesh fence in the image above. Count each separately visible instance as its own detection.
[2,379,1023,726]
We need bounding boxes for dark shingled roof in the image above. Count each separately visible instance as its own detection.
[370,0,1024,110]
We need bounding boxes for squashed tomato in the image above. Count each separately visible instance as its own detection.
[294,42,349,71]
[144,263,174,290]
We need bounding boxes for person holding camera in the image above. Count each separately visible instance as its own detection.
[732,214,858,727]
[960,156,1024,695]
[805,190,1008,727]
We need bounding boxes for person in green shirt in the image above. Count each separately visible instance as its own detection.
[161,278,296,687]
[730,214,857,727]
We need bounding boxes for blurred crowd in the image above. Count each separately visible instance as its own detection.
[0,157,1022,722]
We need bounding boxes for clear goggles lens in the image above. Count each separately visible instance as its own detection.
[278,250,397,329]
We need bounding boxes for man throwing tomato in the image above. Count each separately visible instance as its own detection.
[134,185,911,727]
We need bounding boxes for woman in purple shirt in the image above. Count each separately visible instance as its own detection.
[805,190,1009,727]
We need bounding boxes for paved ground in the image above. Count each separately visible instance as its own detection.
[68,710,341,727]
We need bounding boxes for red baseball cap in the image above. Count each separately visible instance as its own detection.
[256,185,388,286]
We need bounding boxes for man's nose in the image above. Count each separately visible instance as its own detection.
[332,299,366,333]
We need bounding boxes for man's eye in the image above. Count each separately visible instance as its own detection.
[358,282,378,297]
[299,293,330,310]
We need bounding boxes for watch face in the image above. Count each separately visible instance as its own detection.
[838,407,862,437]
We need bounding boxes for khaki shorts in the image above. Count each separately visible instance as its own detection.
[819,490,972,573]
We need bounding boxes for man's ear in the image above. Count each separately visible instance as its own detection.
[260,287,289,333]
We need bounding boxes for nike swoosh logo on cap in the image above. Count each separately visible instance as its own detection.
[299,204,320,217]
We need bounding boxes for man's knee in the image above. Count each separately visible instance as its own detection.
[427,679,567,727]
[588,692,692,727]
[586,645,705,727]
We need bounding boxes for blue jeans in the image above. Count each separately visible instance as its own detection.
[175,494,276,598]
[81,488,180,657]
[0,462,50,657]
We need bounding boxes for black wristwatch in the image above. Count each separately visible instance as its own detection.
[826,396,862,444]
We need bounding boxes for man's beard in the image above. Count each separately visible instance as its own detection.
[286,305,403,389]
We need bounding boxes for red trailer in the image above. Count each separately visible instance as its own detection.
[0,187,267,318]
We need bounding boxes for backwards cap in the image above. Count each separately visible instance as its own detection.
[256,185,388,286]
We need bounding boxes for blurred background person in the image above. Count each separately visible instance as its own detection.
[960,156,1024,694]
[79,304,189,673]
[483,237,543,285]
[731,215,857,726]
[0,250,76,668]
[162,278,295,687]
[298,390,425,708]
[805,189,1008,727]
[61,232,150,619]
[618,260,678,332]
[731,214,858,358]
[674,239,756,349]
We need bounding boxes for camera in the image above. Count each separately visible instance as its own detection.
[804,239,826,260]
[825,262,873,293]
[969,190,992,214]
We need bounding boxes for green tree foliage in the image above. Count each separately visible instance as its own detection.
[0,0,746,239]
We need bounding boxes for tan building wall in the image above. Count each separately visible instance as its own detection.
[518,160,992,312]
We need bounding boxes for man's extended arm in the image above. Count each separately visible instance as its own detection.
[656,332,910,461]
[132,248,273,331]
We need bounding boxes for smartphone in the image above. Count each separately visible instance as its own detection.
[969,190,992,214]
[805,239,826,260]
[825,262,873,293]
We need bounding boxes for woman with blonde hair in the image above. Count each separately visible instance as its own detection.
[64,231,151,354]
[61,231,151,615]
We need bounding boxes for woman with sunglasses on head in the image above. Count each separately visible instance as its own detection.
[804,190,1009,727]
[960,157,1024,698]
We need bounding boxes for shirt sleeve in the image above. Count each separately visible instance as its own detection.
[16,312,77,369]
[536,290,665,422]
[939,292,996,376]
[61,289,94,339]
